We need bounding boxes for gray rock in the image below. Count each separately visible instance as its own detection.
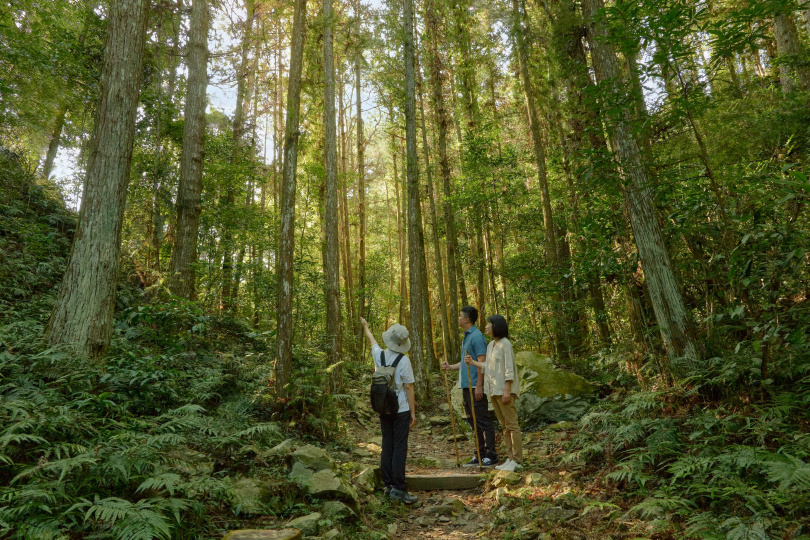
[429,416,450,426]
[321,500,353,520]
[292,445,333,471]
[230,477,270,515]
[308,470,359,503]
[442,497,466,512]
[323,530,340,540]
[289,462,314,486]
[424,504,455,516]
[265,438,295,459]
[515,352,597,427]
[355,467,381,492]
[534,505,577,524]
[492,470,521,487]
[524,472,548,486]
[287,512,321,536]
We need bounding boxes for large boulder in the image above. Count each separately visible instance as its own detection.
[515,352,596,398]
[515,352,596,427]
[230,477,272,515]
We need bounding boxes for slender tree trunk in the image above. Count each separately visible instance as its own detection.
[355,0,367,357]
[404,0,427,399]
[276,0,307,398]
[418,44,452,365]
[511,0,569,361]
[169,0,209,299]
[46,0,149,359]
[323,0,342,390]
[583,0,699,371]
[43,106,67,179]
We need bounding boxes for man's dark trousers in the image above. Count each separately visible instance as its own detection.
[380,411,410,491]
[462,390,497,461]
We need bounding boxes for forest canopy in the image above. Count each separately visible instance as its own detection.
[2,0,810,537]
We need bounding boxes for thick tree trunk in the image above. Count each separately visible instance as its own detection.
[46,0,149,359]
[276,0,307,398]
[583,0,699,371]
[404,0,427,400]
[323,0,343,391]
[169,0,209,299]
[773,10,810,92]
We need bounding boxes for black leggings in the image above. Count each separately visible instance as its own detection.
[380,411,411,491]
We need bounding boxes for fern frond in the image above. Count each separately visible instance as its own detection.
[763,454,810,490]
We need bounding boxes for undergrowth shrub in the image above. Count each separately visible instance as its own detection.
[565,360,810,538]
[0,307,293,539]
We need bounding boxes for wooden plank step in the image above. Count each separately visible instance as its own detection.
[222,530,301,540]
[406,474,485,491]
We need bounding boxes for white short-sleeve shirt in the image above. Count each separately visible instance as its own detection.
[372,344,415,413]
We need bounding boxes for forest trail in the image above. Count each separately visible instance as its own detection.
[348,404,623,540]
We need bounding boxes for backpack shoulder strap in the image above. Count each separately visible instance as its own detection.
[391,353,405,368]
[379,350,387,367]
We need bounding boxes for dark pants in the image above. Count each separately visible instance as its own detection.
[380,411,411,491]
[462,390,497,461]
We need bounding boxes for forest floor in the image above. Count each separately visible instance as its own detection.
[347,401,657,540]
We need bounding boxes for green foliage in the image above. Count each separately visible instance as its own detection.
[567,379,810,537]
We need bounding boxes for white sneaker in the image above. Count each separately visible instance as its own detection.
[495,459,515,471]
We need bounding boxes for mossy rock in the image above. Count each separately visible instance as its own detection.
[222,529,301,539]
[515,352,596,398]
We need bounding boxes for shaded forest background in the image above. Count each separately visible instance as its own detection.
[2,0,810,537]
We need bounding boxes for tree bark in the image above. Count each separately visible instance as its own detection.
[404,0,427,400]
[42,106,67,179]
[355,0,367,357]
[276,0,307,398]
[583,0,699,371]
[511,0,569,362]
[46,0,149,359]
[169,0,209,299]
[773,9,810,92]
[425,0,460,360]
[323,0,342,391]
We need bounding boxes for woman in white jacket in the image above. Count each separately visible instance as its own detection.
[465,314,523,472]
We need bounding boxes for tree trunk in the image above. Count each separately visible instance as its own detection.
[425,0,460,359]
[169,0,209,299]
[418,44,452,365]
[404,0,427,400]
[46,0,149,359]
[276,0,307,398]
[323,0,342,391]
[583,0,699,371]
[773,9,810,92]
[42,106,67,179]
[355,0,367,358]
[511,0,569,362]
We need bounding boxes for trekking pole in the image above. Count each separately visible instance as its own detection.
[441,359,461,468]
[464,350,483,471]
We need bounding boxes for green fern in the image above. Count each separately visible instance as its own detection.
[763,454,810,491]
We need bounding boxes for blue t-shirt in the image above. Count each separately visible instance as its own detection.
[458,326,487,389]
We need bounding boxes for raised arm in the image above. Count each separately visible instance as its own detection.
[359,317,378,348]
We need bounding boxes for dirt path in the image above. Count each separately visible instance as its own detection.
[347,404,631,540]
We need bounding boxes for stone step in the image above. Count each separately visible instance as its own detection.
[222,530,301,540]
[406,473,485,491]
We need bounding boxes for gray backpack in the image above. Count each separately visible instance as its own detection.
[370,351,404,415]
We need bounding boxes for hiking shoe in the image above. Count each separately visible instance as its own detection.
[481,457,495,467]
[495,459,516,471]
[389,488,418,504]
[462,457,480,467]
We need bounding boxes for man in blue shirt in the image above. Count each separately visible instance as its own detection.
[441,306,498,466]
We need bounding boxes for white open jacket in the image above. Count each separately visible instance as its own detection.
[482,337,520,397]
